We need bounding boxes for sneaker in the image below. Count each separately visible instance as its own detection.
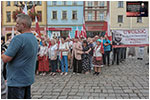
[60,72,64,76]
[43,72,46,76]
[96,72,100,76]
[64,72,68,76]
[93,72,97,75]
[58,70,61,72]
[77,73,80,75]
[49,72,53,75]
[52,73,56,76]
[36,71,39,75]
[73,72,76,75]
[40,73,43,76]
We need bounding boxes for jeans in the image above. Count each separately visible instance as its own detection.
[50,60,57,72]
[61,56,68,72]
[8,86,31,99]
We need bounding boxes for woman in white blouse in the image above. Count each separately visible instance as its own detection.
[93,39,103,76]
[48,39,58,76]
[38,41,49,76]
[59,38,69,76]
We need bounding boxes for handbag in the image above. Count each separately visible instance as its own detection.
[96,57,102,61]
[38,56,43,61]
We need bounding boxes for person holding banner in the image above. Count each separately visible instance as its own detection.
[112,32,121,65]
[137,46,145,60]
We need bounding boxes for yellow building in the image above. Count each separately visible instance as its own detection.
[1,1,47,41]
[110,1,149,30]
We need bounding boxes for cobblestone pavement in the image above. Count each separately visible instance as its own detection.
[31,48,149,99]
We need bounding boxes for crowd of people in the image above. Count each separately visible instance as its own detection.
[1,13,148,99]
[2,31,148,79]
[34,34,128,76]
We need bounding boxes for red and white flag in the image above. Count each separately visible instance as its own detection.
[79,31,82,38]
[75,26,80,38]
[35,16,42,38]
[68,32,71,39]
[105,3,112,41]
[30,5,35,13]
[82,17,87,38]
[22,3,28,15]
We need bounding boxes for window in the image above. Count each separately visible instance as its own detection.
[52,1,57,5]
[37,1,42,6]
[61,31,69,37]
[7,1,10,6]
[72,1,77,5]
[88,13,92,21]
[62,1,67,5]
[100,1,105,7]
[72,11,77,20]
[62,11,67,20]
[37,11,42,22]
[88,1,92,6]
[137,17,142,23]
[14,1,18,6]
[118,15,123,23]
[118,1,123,8]
[99,13,104,21]
[6,11,11,22]
[52,11,57,19]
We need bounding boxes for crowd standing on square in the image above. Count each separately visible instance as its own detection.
[1,14,148,99]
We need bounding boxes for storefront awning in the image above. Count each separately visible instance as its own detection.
[47,28,72,31]
[86,21,107,31]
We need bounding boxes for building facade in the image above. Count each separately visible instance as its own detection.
[1,1,47,41]
[84,1,109,37]
[47,1,84,38]
[110,1,149,30]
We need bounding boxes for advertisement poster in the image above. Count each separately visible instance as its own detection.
[126,1,148,17]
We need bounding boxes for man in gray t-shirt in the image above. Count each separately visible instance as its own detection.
[1,14,38,99]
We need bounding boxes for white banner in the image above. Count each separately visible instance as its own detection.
[112,29,149,47]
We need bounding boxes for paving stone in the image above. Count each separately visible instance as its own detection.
[58,96,67,99]
[42,96,52,99]
[31,50,149,99]
[76,92,84,96]
[32,95,42,99]
[106,96,116,99]
[129,93,137,97]
[123,89,133,93]
[81,96,89,99]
